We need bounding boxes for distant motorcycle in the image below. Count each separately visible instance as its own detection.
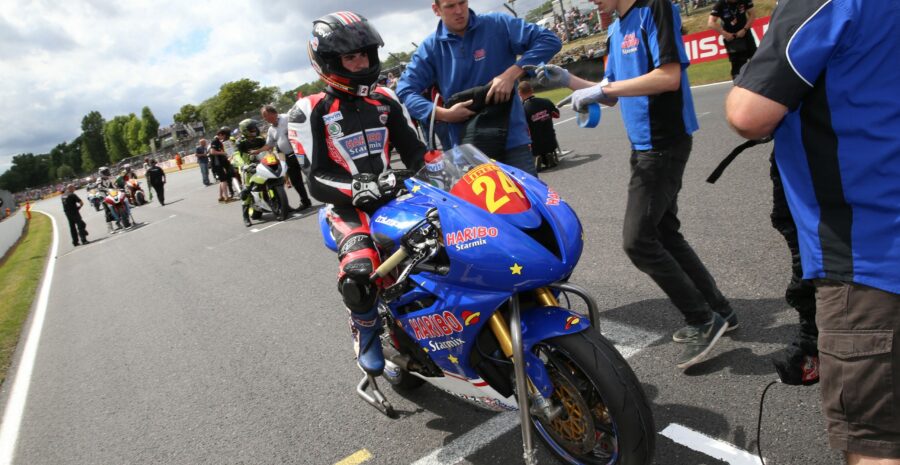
[125,178,148,206]
[102,188,133,232]
[240,152,290,224]
[86,184,104,211]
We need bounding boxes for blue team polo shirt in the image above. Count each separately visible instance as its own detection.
[736,0,900,294]
[604,0,699,150]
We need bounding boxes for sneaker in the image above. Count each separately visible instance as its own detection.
[673,306,738,343]
[675,313,728,370]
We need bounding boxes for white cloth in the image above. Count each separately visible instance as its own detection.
[266,114,294,155]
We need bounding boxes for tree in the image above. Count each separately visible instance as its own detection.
[104,116,131,163]
[124,113,144,155]
[173,104,202,124]
[80,111,109,172]
[56,164,75,180]
[0,153,51,192]
[205,79,279,128]
[382,51,413,71]
[140,106,160,150]
[526,1,554,23]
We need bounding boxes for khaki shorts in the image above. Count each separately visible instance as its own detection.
[816,280,900,458]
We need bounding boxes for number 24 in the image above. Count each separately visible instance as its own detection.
[472,174,524,213]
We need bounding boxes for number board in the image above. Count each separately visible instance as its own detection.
[450,163,530,214]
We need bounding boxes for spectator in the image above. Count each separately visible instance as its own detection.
[518,81,560,171]
[538,0,737,370]
[61,184,88,246]
[726,0,900,462]
[708,0,756,79]
[195,138,211,186]
[397,0,561,176]
[144,159,166,206]
[209,127,235,202]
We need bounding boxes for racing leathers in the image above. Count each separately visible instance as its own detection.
[288,86,426,375]
[234,135,267,226]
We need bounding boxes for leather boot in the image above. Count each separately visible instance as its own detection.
[348,306,385,375]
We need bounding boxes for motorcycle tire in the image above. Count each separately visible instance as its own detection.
[273,185,289,221]
[530,328,655,465]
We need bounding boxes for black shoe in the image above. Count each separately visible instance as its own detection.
[300,200,312,211]
[243,217,252,227]
[675,313,728,370]
[772,343,819,385]
[73,242,79,246]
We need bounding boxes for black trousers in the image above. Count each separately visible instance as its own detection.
[622,136,727,326]
[726,35,758,79]
[770,153,818,352]
[65,213,88,245]
[284,154,311,207]
[151,183,165,205]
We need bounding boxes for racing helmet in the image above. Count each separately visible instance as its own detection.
[99,166,110,177]
[217,126,231,137]
[239,119,259,138]
[308,11,384,97]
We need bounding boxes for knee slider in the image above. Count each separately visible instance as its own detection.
[339,270,377,313]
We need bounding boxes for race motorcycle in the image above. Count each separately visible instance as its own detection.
[86,184,104,211]
[125,178,148,206]
[318,145,655,465]
[102,188,133,232]
[240,152,290,223]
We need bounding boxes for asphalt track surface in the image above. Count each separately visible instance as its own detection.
[1,82,843,465]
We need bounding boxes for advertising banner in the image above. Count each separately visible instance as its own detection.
[683,16,771,64]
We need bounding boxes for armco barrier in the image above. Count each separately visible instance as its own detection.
[0,211,26,260]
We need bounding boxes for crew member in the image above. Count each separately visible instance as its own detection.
[255,105,312,212]
[61,184,89,246]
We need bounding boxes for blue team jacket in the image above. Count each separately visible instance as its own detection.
[396,10,562,151]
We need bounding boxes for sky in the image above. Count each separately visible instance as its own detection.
[0,0,573,175]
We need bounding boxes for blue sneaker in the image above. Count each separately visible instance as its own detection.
[349,307,385,375]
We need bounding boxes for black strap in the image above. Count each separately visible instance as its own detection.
[706,136,772,184]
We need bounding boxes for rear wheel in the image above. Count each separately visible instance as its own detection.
[530,328,655,465]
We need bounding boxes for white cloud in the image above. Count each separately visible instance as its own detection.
[0,0,487,170]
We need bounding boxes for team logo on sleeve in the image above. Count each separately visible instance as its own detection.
[323,111,344,124]
[622,32,639,55]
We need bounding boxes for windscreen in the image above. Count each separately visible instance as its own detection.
[414,144,531,215]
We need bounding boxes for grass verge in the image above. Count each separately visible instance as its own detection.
[0,214,52,385]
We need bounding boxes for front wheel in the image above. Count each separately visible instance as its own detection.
[530,328,655,465]
[271,185,289,221]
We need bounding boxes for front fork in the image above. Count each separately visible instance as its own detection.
[488,288,564,465]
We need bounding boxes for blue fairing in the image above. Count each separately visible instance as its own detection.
[319,207,338,252]
[317,146,588,398]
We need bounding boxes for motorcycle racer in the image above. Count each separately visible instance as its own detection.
[233,119,267,227]
[288,11,427,375]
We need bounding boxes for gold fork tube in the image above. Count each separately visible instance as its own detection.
[489,312,514,358]
[535,287,559,307]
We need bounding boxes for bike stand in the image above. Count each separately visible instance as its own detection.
[356,372,398,419]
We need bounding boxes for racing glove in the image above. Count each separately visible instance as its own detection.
[351,170,413,210]
[571,78,610,112]
[535,64,571,88]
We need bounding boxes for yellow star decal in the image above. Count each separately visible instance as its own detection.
[447,354,459,364]
[510,263,523,275]
[422,347,429,353]
[411,185,421,193]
